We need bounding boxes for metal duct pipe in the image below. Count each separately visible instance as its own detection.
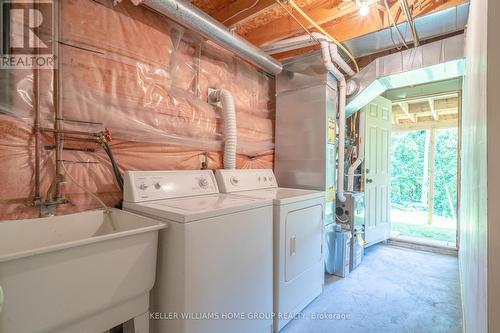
[346,34,466,116]
[343,3,469,58]
[130,0,282,75]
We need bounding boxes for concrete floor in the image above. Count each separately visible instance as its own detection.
[281,244,462,333]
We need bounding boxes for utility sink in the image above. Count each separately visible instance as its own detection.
[0,209,166,333]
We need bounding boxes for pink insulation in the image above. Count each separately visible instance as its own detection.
[0,0,275,220]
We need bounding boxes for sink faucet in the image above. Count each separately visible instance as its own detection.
[39,174,68,217]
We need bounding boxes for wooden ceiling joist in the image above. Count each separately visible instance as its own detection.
[391,93,459,129]
[428,98,439,120]
[212,0,277,27]
[318,0,468,45]
[244,1,359,46]
[398,102,417,123]
[242,0,468,49]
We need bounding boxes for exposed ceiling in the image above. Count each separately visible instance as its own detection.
[384,78,461,131]
[191,0,470,61]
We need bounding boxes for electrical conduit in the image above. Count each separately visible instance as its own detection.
[209,89,237,169]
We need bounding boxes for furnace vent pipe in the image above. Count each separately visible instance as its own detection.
[209,89,237,169]
[262,32,355,77]
[319,42,347,202]
[130,0,282,75]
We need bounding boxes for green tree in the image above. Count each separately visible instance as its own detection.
[391,130,426,209]
[434,128,458,218]
[390,128,458,218]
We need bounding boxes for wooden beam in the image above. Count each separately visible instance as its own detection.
[421,129,430,205]
[429,98,439,120]
[244,1,359,46]
[398,102,416,123]
[319,0,469,43]
[392,92,459,104]
[428,128,436,225]
[212,0,277,27]
[392,119,458,132]
[245,0,469,47]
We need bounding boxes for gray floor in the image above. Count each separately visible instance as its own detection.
[281,244,462,333]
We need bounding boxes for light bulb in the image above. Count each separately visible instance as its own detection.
[359,4,370,16]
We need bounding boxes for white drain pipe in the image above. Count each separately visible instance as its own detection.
[209,89,237,169]
[319,43,348,203]
[347,110,365,191]
[328,43,356,77]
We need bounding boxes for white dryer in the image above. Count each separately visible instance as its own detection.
[123,170,274,333]
[215,169,325,332]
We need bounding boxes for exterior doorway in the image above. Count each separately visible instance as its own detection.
[387,85,461,249]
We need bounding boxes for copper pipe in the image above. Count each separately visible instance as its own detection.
[40,127,101,137]
[33,68,41,201]
[33,0,41,203]
[53,0,63,199]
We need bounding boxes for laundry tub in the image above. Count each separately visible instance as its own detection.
[0,209,165,333]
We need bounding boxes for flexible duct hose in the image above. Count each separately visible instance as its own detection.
[210,89,237,169]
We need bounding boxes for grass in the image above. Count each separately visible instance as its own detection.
[391,222,456,244]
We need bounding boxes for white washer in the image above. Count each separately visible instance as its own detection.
[123,170,274,333]
[215,169,325,332]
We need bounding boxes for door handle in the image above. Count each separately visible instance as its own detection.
[366,178,373,183]
[290,236,296,256]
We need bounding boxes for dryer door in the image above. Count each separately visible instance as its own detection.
[285,204,323,282]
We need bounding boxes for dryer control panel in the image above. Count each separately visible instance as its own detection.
[123,170,218,202]
[215,169,278,193]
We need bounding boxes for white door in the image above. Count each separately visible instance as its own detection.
[364,96,392,246]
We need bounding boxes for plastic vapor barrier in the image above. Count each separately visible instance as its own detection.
[0,0,275,219]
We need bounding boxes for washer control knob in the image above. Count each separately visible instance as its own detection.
[230,176,240,185]
[154,182,162,190]
[138,183,148,190]
[199,178,209,189]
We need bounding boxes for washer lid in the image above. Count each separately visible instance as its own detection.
[123,194,272,223]
[232,188,325,205]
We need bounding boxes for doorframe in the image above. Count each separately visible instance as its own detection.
[387,92,462,250]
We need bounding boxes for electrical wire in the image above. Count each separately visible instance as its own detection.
[398,0,419,46]
[274,0,319,44]
[222,0,260,24]
[280,0,360,72]
[384,0,409,49]
[101,140,124,191]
